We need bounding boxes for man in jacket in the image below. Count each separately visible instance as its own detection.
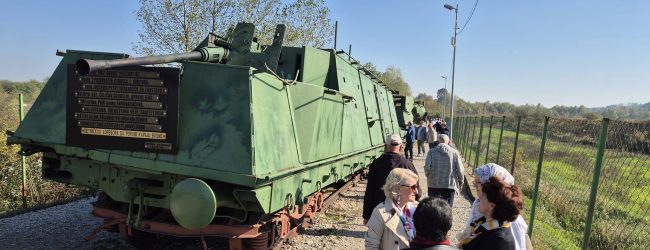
[416,121,428,156]
[404,122,416,159]
[426,122,438,150]
[424,134,464,207]
[363,134,420,224]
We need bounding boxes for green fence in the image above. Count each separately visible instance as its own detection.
[453,116,650,250]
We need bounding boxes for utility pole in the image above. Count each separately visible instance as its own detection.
[444,3,459,140]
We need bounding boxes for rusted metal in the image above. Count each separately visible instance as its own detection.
[88,172,363,249]
[200,236,208,250]
[229,238,244,250]
[322,175,359,210]
[249,231,270,250]
[84,219,120,241]
[118,223,128,240]
[91,205,264,238]
[270,173,362,249]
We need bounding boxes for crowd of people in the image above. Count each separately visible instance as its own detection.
[362,120,532,250]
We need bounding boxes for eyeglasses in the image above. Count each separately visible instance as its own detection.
[400,184,418,190]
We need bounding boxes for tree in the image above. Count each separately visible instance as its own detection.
[581,112,602,120]
[415,92,440,115]
[279,0,334,47]
[379,66,411,96]
[362,62,380,75]
[436,88,448,105]
[436,88,449,115]
[134,0,334,55]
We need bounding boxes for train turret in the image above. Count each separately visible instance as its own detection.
[77,22,285,75]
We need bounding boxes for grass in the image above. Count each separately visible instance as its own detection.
[456,121,650,249]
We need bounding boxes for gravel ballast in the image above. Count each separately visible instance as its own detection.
[0,197,133,249]
[281,153,473,249]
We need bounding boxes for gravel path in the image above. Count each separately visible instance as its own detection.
[0,197,133,250]
[0,153,472,250]
[282,153,473,249]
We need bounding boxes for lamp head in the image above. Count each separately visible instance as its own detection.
[444,4,455,10]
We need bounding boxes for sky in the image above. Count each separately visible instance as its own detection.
[1,0,649,108]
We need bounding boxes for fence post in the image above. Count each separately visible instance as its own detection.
[528,116,549,237]
[461,116,467,152]
[581,118,610,250]
[467,116,477,165]
[457,117,464,151]
[495,116,506,164]
[19,94,27,209]
[461,116,472,159]
[510,116,522,175]
[461,116,467,151]
[484,115,494,164]
[474,116,485,169]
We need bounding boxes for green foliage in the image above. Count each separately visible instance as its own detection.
[0,80,45,102]
[377,66,411,96]
[415,92,441,116]
[361,62,412,96]
[0,80,89,215]
[439,91,648,121]
[134,0,334,55]
[594,103,650,120]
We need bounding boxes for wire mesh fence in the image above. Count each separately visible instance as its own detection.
[590,120,650,249]
[453,116,650,250]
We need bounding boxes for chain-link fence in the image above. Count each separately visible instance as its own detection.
[452,116,650,250]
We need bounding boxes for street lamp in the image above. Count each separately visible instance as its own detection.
[444,3,458,141]
[441,75,447,118]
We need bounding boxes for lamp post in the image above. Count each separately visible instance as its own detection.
[441,75,447,118]
[444,3,458,140]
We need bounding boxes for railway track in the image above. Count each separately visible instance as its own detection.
[270,172,364,250]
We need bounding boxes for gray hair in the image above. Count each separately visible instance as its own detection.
[438,134,450,144]
[383,168,418,199]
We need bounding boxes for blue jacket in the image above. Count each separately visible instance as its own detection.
[405,125,416,142]
[417,126,427,140]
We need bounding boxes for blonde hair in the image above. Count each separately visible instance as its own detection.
[383,168,418,199]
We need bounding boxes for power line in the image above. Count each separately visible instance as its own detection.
[458,0,479,35]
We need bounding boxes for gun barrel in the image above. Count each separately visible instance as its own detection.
[76,51,203,75]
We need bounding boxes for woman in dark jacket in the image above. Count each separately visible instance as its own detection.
[460,176,523,250]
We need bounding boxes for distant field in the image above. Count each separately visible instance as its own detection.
[462,124,650,250]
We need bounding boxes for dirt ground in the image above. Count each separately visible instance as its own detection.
[281,153,473,250]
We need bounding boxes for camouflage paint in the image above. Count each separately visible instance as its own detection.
[11,40,408,222]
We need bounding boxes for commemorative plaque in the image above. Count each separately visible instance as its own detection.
[66,65,180,153]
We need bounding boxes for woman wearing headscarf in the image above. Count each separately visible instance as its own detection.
[365,168,419,250]
[458,163,532,250]
[460,176,523,249]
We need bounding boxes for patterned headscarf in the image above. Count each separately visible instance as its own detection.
[458,163,516,245]
[475,163,514,186]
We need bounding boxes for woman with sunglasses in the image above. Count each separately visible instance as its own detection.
[365,168,419,250]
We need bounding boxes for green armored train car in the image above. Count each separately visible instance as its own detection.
[8,22,414,246]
